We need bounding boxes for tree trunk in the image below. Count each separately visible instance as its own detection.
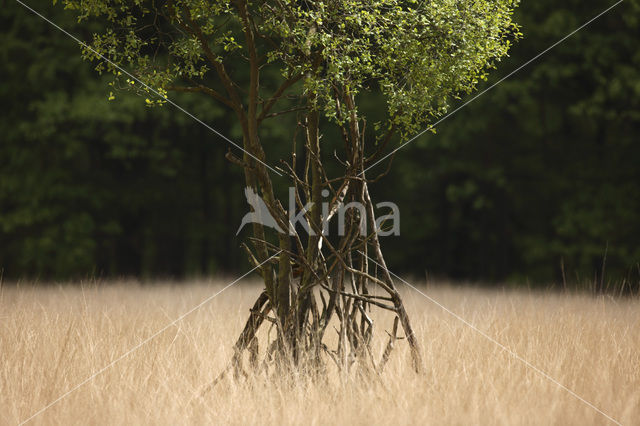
[211,93,423,383]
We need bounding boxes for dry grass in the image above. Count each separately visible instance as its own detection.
[1,279,638,425]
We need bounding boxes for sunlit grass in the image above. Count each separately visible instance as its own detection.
[1,280,638,425]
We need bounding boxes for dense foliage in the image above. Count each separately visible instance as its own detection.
[2,0,639,290]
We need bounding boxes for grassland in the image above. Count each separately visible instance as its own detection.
[1,279,638,425]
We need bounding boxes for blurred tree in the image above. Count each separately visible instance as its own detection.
[0,3,251,279]
[379,0,640,289]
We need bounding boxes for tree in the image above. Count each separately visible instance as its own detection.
[60,0,519,376]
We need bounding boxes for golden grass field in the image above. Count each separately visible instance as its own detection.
[1,279,638,425]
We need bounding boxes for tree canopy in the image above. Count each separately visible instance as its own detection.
[59,0,519,138]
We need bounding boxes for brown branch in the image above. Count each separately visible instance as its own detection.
[365,125,396,165]
[319,282,396,311]
[175,4,245,118]
[200,291,270,395]
[257,75,303,122]
[362,184,423,373]
[166,84,235,109]
[258,105,308,124]
[225,150,250,169]
[368,150,396,183]
[378,316,399,373]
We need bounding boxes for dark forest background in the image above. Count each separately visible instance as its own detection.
[1,1,639,290]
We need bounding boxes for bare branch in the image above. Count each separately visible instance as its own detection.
[258,75,304,122]
[166,84,235,110]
